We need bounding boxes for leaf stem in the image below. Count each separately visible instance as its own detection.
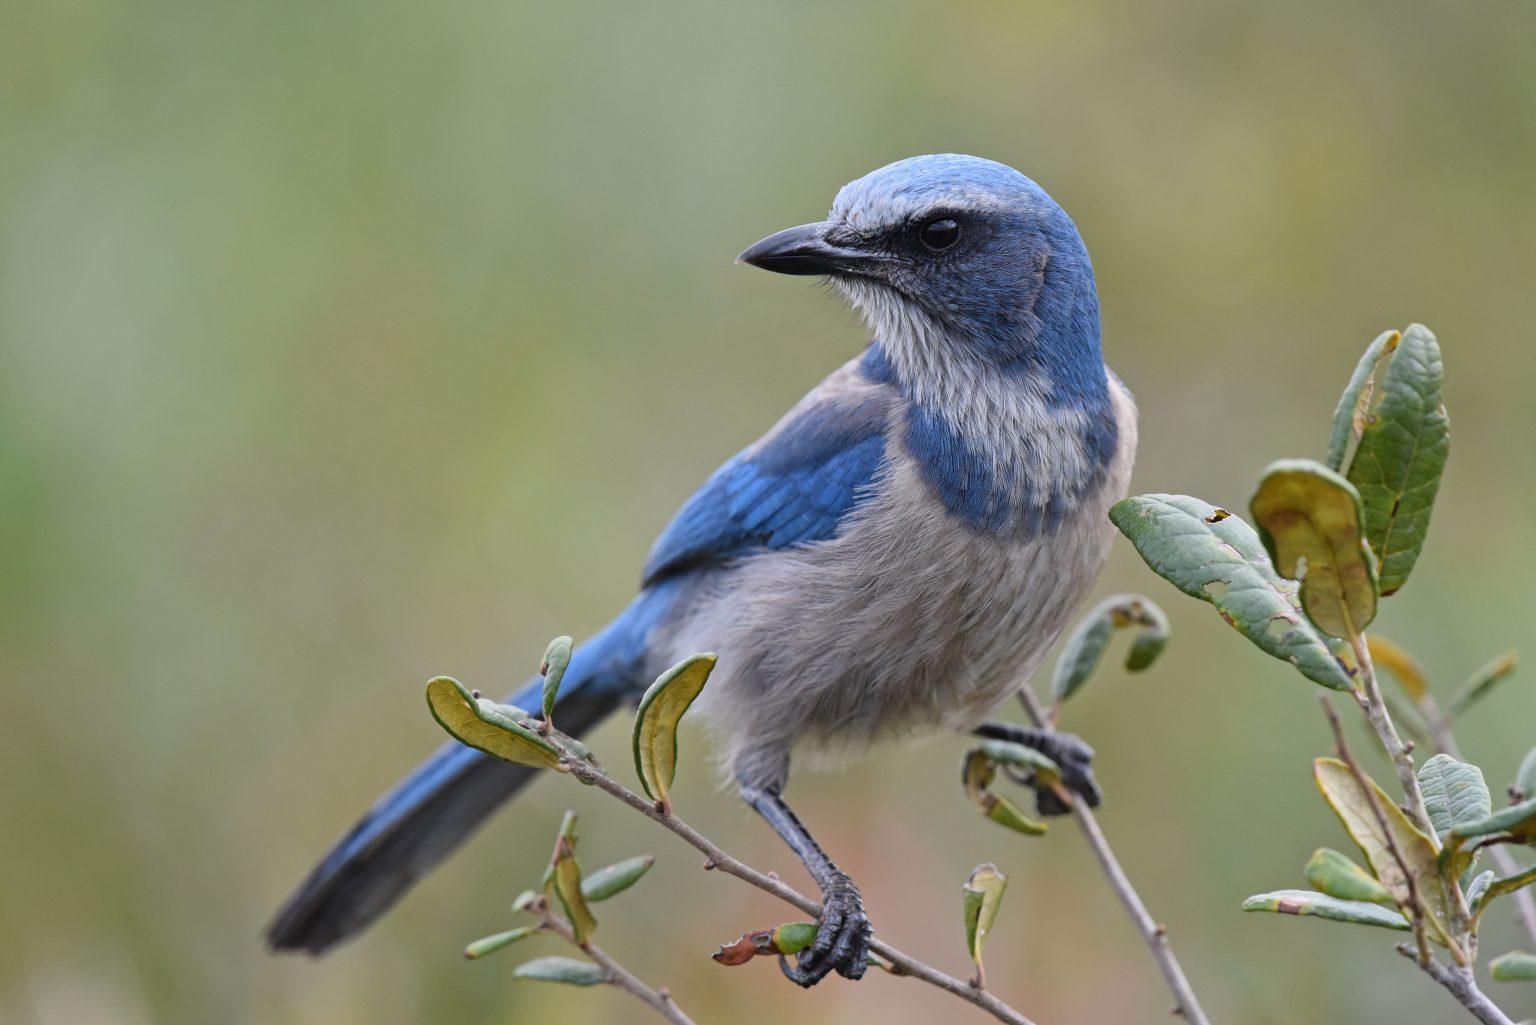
[536,897,698,1025]
[559,752,1039,1025]
[1016,687,1212,1025]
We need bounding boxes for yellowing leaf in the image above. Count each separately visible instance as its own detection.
[1366,635,1431,702]
[962,864,1008,989]
[632,653,716,811]
[1313,757,1450,943]
[426,676,562,769]
[1250,460,1377,638]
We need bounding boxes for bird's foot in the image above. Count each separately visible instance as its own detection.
[979,722,1101,816]
[780,873,871,987]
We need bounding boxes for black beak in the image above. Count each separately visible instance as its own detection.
[736,221,871,276]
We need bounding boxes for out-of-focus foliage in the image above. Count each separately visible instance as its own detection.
[3,1,1535,1023]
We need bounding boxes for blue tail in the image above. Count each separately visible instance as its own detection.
[267,589,673,954]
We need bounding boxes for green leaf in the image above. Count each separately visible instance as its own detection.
[1516,747,1536,802]
[976,739,1060,776]
[512,956,608,986]
[632,653,716,812]
[1250,459,1378,638]
[1327,329,1401,472]
[1419,754,1492,837]
[961,749,1048,836]
[581,855,654,902]
[1343,323,1450,596]
[1313,757,1451,940]
[1446,651,1518,720]
[426,677,563,769]
[770,921,820,956]
[1450,798,1536,845]
[1241,889,1410,931]
[1109,494,1356,690]
[1304,848,1395,907]
[962,864,1007,988]
[510,889,539,914]
[1366,634,1431,702]
[464,926,539,959]
[1490,951,1536,982]
[540,635,573,724]
[1049,594,1171,703]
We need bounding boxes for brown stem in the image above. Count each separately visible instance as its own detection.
[560,754,1038,1025]
[1395,946,1516,1025]
[537,900,698,1025]
[1016,687,1212,1025]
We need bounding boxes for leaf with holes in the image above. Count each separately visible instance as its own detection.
[962,864,1008,989]
[1304,848,1395,907]
[426,677,563,769]
[540,635,573,724]
[464,926,539,960]
[512,956,608,986]
[632,653,717,812]
[1242,890,1410,931]
[1446,651,1518,720]
[1250,460,1378,638]
[1314,757,1451,941]
[1342,323,1450,596]
[1049,593,1171,703]
[1109,494,1355,690]
[1490,951,1536,982]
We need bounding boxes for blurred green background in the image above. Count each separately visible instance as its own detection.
[4,0,1535,1022]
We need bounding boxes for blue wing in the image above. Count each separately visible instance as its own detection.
[642,361,897,586]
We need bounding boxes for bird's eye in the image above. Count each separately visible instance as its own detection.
[919,217,961,252]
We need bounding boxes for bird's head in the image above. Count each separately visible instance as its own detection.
[739,154,1101,385]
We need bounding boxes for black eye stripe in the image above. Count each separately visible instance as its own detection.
[920,217,961,252]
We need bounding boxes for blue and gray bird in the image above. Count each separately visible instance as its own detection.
[269,154,1138,985]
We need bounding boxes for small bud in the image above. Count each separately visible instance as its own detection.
[471,689,482,699]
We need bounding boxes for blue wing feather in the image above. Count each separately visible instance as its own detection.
[642,365,896,585]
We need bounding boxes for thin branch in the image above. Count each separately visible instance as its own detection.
[559,752,1038,1025]
[536,898,698,1025]
[1015,687,1212,1025]
[1395,946,1516,1025]
[1418,701,1536,950]
[1351,635,1436,841]
[1318,694,1438,964]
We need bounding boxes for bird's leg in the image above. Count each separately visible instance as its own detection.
[974,721,1102,816]
[737,770,871,987]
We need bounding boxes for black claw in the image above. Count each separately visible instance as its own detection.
[980,723,1102,816]
[785,878,871,987]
